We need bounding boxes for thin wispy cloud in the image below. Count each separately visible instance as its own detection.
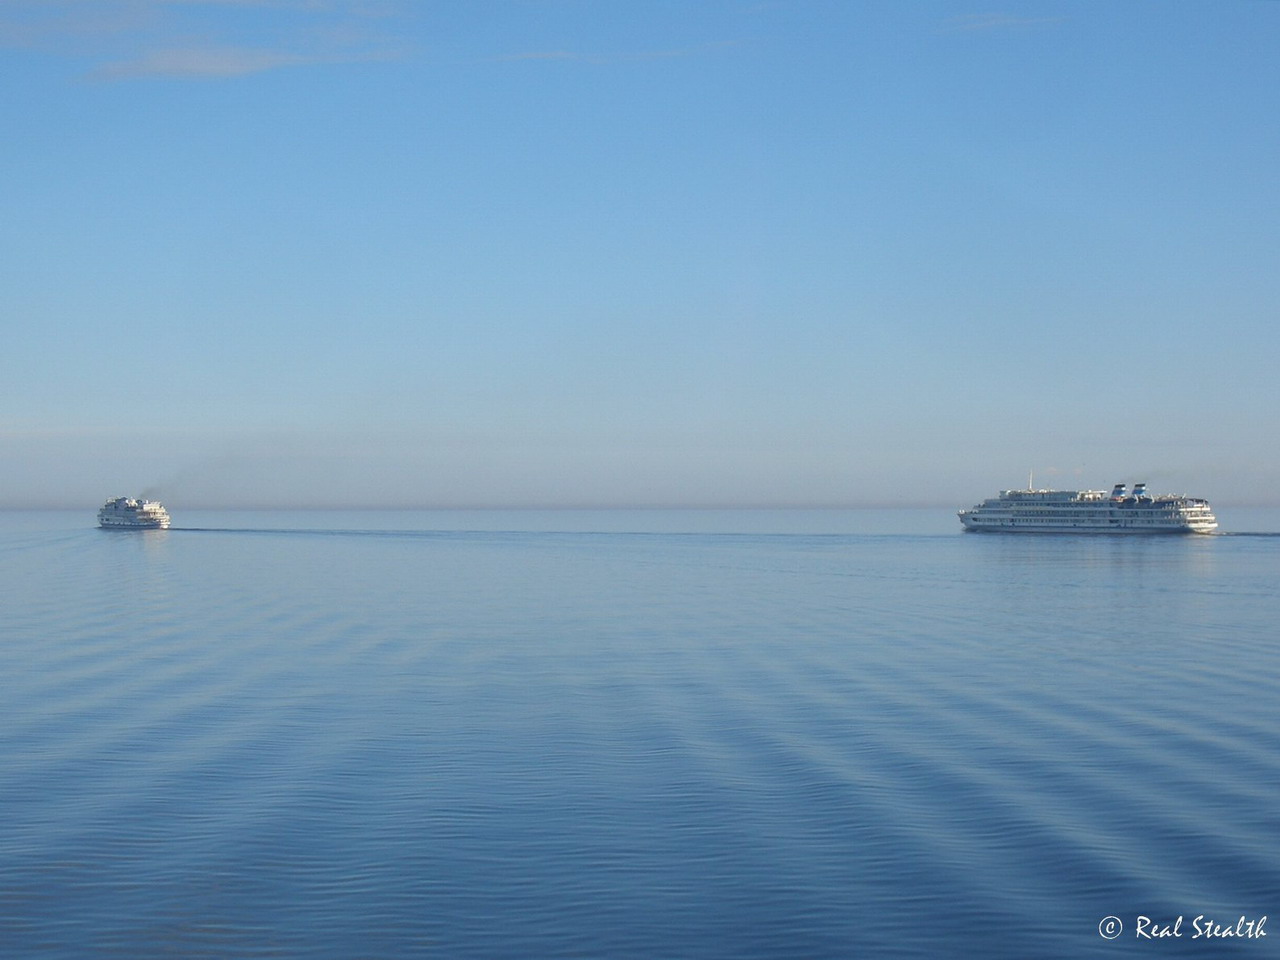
[92,46,307,80]
[0,0,411,79]
[940,13,1066,33]
[90,38,405,80]
[491,39,741,67]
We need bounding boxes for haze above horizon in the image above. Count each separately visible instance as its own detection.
[4,1,1278,508]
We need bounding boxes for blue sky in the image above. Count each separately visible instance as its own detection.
[3,0,1277,507]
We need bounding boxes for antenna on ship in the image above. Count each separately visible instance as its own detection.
[1028,469,1034,491]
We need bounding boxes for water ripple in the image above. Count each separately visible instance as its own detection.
[2,513,1279,958]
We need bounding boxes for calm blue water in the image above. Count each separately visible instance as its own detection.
[3,508,1279,959]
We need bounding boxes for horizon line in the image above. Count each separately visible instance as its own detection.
[7,500,1278,512]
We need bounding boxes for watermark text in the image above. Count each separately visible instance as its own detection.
[1098,914,1267,941]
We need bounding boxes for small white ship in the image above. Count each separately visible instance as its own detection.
[959,482,1217,534]
[98,497,171,529]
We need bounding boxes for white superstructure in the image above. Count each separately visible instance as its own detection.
[958,483,1217,534]
[97,497,171,529]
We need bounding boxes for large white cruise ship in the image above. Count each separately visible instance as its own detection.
[98,497,171,529]
[958,483,1217,534]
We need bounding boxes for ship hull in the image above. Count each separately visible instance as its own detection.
[98,519,170,529]
[959,522,1213,535]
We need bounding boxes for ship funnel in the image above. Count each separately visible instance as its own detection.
[1111,483,1126,499]
[1133,483,1147,498]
